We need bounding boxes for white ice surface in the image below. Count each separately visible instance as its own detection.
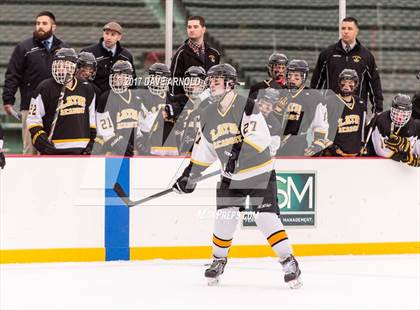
[1,255,419,310]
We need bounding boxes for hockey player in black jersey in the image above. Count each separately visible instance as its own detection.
[248,53,288,101]
[256,88,282,156]
[96,60,143,156]
[75,51,101,98]
[138,63,179,155]
[311,69,366,156]
[27,48,96,155]
[171,63,302,289]
[372,94,420,167]
[0,124,5,169]
[274,59,329,156]
[169,66,208,155]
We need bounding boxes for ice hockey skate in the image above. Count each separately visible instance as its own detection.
[281,255,303,289]
[204,257,227,286]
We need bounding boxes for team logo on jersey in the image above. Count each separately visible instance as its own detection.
[209,55,216,63]
[352,55,362,63]
[242,172,316,228]
[60,95,86,116]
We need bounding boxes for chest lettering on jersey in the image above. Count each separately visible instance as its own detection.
[117,108,139,129]
[338,114,360,133]
[209,123,240,141]
[60,95,86,116]
[287,102,302,121]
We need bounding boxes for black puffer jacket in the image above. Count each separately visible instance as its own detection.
[81,38,135,94]
[2,35,67,110]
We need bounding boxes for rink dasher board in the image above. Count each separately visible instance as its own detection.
[0,156,419,263]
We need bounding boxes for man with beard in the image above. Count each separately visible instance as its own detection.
[2,11,67,154]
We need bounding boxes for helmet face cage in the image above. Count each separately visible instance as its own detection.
[391,107,412,128]
[52,59,76,84]
[183,76,206,98]
[110,72,132,94]
[148,74,169,96]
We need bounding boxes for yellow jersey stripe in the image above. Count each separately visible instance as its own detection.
[191,158,211,167]
[238,159,272,174]
[244,138,264,153]
[52,138,90,143]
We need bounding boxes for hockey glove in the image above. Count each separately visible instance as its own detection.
[0,151,5,169]
[407,155,420,167]
[109,135,133,156]
[33,132,58,155]
[82,128,97,155]
[304,139,333,157]
[223,145,241,177]
[172,163,200,194]
[384,134,410,153]
[0,139,4,169]
[164,102,183,122]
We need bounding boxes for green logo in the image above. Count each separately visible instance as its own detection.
[277,172,316,226]
[242,171,316,227]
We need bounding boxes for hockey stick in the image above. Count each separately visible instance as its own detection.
[113,169,220,207]
[360,112,380,155]
[48,74,70,141]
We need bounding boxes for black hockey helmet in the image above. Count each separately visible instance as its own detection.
[53,47,78,63]
[148,62,171,77]
[52,48,78,84]
[267,52,288,79]
[76,51,97,80]
[109,60,133,94]
[111,60,133,75]
[286,59,309,89]
[390,94,412,128]
[183,66,207,99]
[184,66,206,79]
[268,53,288,66]
[148,62,170,96]
[258,87,281,104]
[257,88,281,117]
[207,63,238,83]
[207,63,238,102]
[338,68,359,96]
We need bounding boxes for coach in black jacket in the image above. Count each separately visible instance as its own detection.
[81,22,135,94]
[170,16,220,95]
[311,17,383,113]
[2,11,67,154]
